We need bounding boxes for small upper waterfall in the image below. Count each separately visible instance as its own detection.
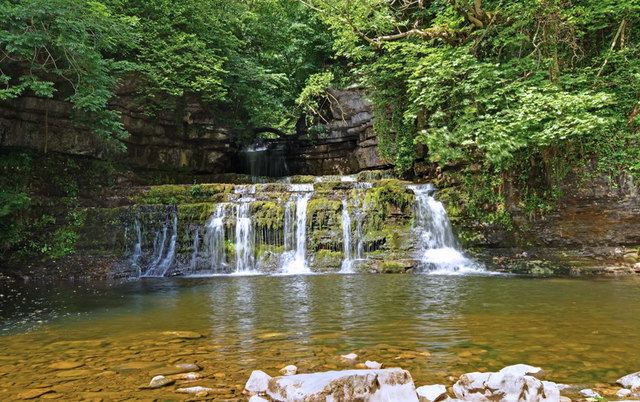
[409,184,483,274]
[281,184,314,274]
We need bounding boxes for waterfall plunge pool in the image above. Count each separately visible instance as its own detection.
[1,274,639,400]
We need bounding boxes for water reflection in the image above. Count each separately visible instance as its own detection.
[0,275,639,394]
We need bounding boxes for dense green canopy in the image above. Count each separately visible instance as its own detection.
[1,0,638,178]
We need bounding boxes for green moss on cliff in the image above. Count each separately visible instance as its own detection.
[251,201,285,230]
[135,183,232,204]
[177,203,215,224]
[307,197,342,229]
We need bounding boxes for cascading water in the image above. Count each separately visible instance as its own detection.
[205,203,228,273]
[130,219,142,277]
[234,202,255,273]
[189,228,200,272]
[340,198,354,273]
[233,185,257,273]
[129,177,481,277]
[281,184,313,274]
[144,209,178,277]
[409,184,483,274]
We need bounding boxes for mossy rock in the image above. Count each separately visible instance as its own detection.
[309,230,343,252]
[134,183,232,204]
[177,203,215,224]
[307,197,342,230]
[314,181,355,193]
[290,175,316,184]
[251,201,285,231]
[353,259,416,274]
[311,250,344,272]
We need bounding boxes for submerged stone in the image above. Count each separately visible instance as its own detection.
[150,363,200,376]
[48,361,84,370]
[266,368,418,402]
[141,375,174,389]
[161,331,203,339]
[16,389,55,400]
[176,386,214,395]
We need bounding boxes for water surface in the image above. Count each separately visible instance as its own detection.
[1,275,639,400]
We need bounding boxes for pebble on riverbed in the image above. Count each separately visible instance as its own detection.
[340,353,358,362]
[141,375,175,389]
[364,360,383,369]
[176,386,214,396]
[149,363,200,376]
[279,365,298,376]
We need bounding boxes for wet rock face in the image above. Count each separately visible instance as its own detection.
[285,89,387,175]
[266,368,419,402]
[0,95,235,172]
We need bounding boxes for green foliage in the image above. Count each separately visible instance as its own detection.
[0,150,117,264]
[309,0,640,216]
[0,0,136,150]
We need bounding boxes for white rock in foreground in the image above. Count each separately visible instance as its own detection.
[453,371,560,402]
[618,372,640,390]
[244,370,272,395]
[416,384,448,402]
[280,364,298,376]
[249,396,270,402]
[499,364,545,379]
[267,368,419,402]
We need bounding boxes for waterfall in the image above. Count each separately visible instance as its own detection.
[409,184,482,274]
[205,203,228,273]
[131,219,142,277]
[235,202,255,273]
[281,184,313,274]
[144,209,178,277]
[189,228,200,273]
[340,199,354,273]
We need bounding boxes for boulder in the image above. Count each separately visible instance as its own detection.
[267,368,418,402]
[249,396,270,402]
[245,370,272,396]
[618,371,640,390]
[416,384,448,402]
[453,371,559,402]
[498,364,545,379]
